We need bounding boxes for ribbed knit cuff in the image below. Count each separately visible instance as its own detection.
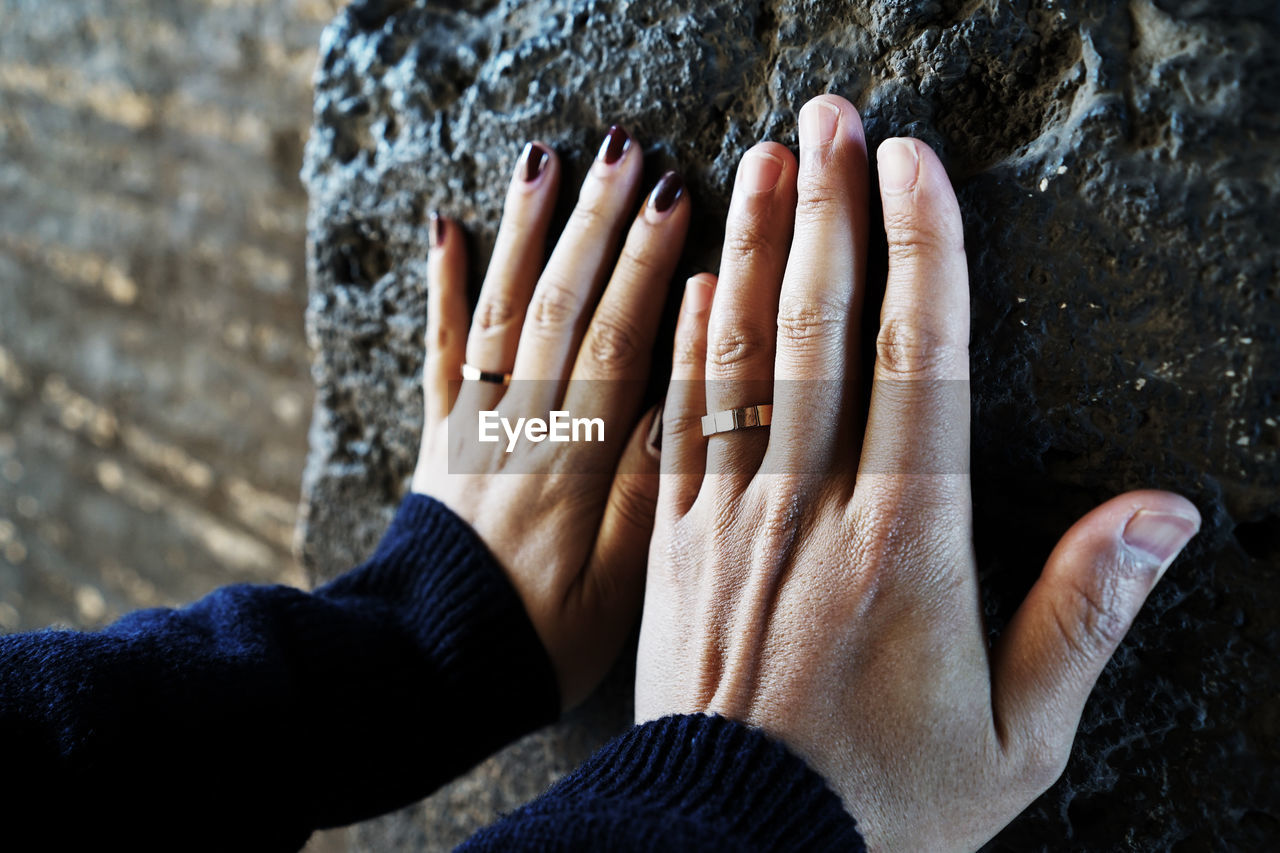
[461,714,864,852]
[314,492,561,765]
[322,493,557,685]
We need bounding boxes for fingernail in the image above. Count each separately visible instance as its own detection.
[598,124,631,165]
[521,142,551,183]
[647,401,665,454]
[801,99,840,148]
[878,138,919,194]
[429,211,445,249]
[1123,510,1199,570]
[739,149,784,195]
[684,275,713,314]
[649,171,685,213]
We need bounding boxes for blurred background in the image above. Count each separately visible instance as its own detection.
[0,0,342,633]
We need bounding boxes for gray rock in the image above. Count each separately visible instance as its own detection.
[300,0,1280,849]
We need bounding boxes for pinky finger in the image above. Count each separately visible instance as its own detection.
[662,272,715,516]
[424,212,469,425]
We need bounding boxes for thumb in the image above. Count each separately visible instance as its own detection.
[560,403,662,707]
[992,489,1200,787]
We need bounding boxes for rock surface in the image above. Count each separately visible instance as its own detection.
[301,0,1279,849]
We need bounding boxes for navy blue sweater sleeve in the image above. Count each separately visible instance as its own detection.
[460,713,866,852]
[0,493,559,851]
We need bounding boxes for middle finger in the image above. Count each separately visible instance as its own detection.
[512,125,644,390]
[767,95,869,479]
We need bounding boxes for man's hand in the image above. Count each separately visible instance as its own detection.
[636,94,1199,851]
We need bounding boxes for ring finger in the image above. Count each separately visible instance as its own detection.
[703,142,797,481]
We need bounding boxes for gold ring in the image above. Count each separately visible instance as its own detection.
[701,404,773,437]
[462,363,512,385]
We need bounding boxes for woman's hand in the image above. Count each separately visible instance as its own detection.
[635,94,1200,851]
[415,127,688,708]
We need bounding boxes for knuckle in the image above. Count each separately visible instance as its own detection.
[664,409,703,442]
[883,208,965,260]
[530,278,581,330]
[759,490,805,547]
[794,183,845,224]
[1053,570,1129,661]
[846,488,958,568]
[875,318,965,379]
[1015,732,1071,793]
[474,295,516,334]
[707,325,769,371]
[849,499,912,567]
[586,312,642,371]
[616,242,664,281]
[429,321,457,352]
[723,224,776,268]
[567,201,608,234]
[672,327,706,369]
[776,296,844,347]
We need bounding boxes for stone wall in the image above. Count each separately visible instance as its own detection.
[302,0,1279,849]
[0,0,333,648]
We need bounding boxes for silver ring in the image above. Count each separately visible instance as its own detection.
[701,404,773,437]
[462,363,512,385]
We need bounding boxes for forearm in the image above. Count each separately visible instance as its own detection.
[0,494,559,849]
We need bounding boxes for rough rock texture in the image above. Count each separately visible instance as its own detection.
[301,0,1279,849]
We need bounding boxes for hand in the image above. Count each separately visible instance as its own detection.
[415,128,689,708]
[635,94,1200,851]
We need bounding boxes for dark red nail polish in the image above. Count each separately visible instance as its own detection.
[599,124,631,165]
[429,211,445,249]
[650,171,685,213]
[522,142,550,182]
